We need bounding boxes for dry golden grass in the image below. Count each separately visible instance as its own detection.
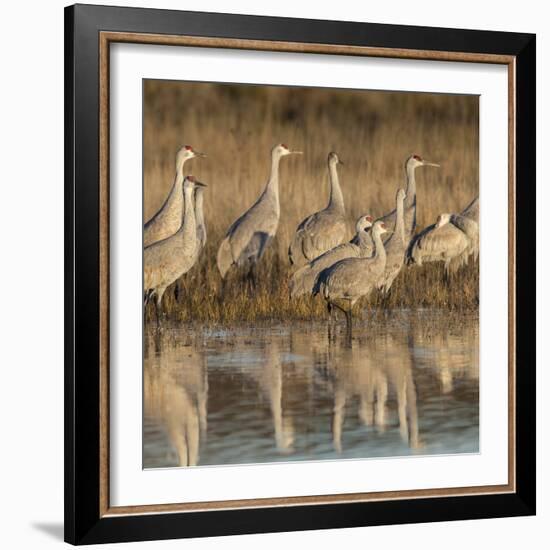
[143,80,479,324]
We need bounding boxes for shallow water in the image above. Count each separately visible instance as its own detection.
[143,312,479,468]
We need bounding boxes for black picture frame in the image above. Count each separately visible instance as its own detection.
[65,3,536,545]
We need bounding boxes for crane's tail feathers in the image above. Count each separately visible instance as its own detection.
[216,237,234,279]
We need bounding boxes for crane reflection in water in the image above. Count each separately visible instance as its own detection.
[143,312,478,468]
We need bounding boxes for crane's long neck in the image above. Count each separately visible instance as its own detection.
[327,161,345,212]
[371,229,387,265]
[264,152,282,202]
[166,158,186,205]
[395,195,406,246]
[180,186,196,244]
[194,189,205,230]
[405,163,417,209]
[356,227,372,250]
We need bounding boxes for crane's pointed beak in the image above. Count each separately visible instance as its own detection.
[195,181,207,188]
[194,151,207,158]
[423,161,440,167]
[291,150,303,155]
[338,159,344,165]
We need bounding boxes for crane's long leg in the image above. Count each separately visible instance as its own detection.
[332,385,346,453]
[443,263,451,287]
[144,289,155,327]
[218,275,227,300]
[381,286,392,309]
[154,298,161,331]
[327,302,337,342]
[155,287,167,330]
[247,262,258,292]
[153,329,162,354]
[344,307,353,345]
[143,290,151,327]
[330,303,338,324]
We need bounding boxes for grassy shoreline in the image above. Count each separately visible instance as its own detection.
[144,247,478,326]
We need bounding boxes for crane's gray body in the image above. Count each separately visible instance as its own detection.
[144,178,202,307]
[288,153,348,266]
[407,196,479,274]
[318,221,388,324]
[289,215,373,298]
[379,189,407,293]
[216,145,299,279]
[450,211,479,267]
[144,174,185,248]
[407,220,466,272]
[217,183,279,278]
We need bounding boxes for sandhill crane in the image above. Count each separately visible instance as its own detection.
[317,220,388,334]
[448,211,479,267]
[216,143,302,281]
[144,145,206,247]
[144,176,206,322]
[378,155,439,243]
[194,185,207,252]
[378,188,407,294]
[288,152,348,266]
[407,212,473,275]
[289,214,373,299]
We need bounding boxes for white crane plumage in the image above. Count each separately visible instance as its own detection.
[144,145,206,247]
[378,188,407,294]
[288,152,348,266]
[144,176,206,321]
[289,214,374,299]
[216,143,302,280]
[317,220,388,333]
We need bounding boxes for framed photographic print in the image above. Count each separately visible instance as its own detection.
[64,3,536,545]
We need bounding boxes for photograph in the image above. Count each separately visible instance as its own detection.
[142,79,480,468]
[57,1,538,545]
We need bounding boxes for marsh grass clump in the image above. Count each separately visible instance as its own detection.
[143,81,479,326]
[144,246,478,325]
